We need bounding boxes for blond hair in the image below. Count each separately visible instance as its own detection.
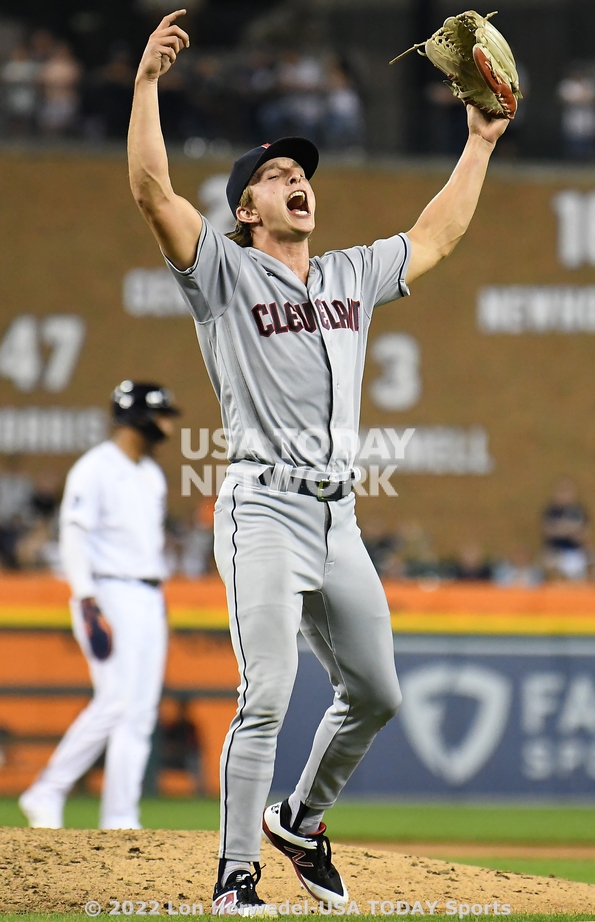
[226,186,254,248]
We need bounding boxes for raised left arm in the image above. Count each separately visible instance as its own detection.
[405,106,509,285]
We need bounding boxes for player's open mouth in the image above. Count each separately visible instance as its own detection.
[286,190,310,217]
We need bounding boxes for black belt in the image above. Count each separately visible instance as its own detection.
[95,576,162,588]
[258,471,354,502]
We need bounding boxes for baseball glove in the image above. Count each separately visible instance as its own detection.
[81,597,113,660]
[390,10,522,120]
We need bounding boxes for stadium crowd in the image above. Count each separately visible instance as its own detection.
[0,11,594,162]
[0,464,591,584]
[362,479,592,585]
[0,25,364,153]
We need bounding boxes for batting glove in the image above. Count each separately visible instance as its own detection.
[81,597,113,660]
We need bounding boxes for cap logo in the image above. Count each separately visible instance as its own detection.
[261,143,270,149]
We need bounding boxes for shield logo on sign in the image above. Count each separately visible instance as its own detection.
[399,663,513,785]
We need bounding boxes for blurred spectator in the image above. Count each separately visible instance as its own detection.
[1,43,39,135]
[362,518,400,576]
[15,516,56,570]
[0,515,23,570]
[17,472,62,571]
[450,542,493,581]
[278,51,324,93]
[90,45,135,139]
[180,499,215,578]
[30,28,57,65]
[241,50,277,142]
[158,65,191,141]
[259,51,326,144]
[425,81,468,155]
[0,463,34,524]
[542,479,590,581]
[242,0,320,50]
[558,64,595,161]
[30,472,60,520]
[0,460,33,569]
[164,515,185,577]
[37,41,82,136]
[382,550,406,580]
[160,699,202,790]
[0,466,61,571]
[186,54,228,139]
[493,546,543,587]
[400,520,442,579]
[324,59,364,151]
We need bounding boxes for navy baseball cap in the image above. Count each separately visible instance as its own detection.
[226,137,319,216]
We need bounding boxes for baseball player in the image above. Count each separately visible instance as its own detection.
[19,381,179,830]
[129,10,508,914]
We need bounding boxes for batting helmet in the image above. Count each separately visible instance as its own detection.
[111,380,180,443]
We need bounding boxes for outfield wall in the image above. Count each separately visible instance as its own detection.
[1,576,595,799]
[2,153,595,555]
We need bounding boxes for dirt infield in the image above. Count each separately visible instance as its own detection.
[1,828,595,914]
[354,842,595,860]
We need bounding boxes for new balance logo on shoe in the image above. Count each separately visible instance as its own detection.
[283,845,314,868]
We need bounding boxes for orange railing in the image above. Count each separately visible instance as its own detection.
[2,575,595,798]
[2,573,595,632]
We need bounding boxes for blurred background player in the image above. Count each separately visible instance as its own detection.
[18,381,179,829]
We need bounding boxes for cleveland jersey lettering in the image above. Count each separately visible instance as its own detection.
[251,299,360,337]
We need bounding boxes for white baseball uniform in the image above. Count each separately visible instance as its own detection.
[20,439,168,829]
[166,217,410,859]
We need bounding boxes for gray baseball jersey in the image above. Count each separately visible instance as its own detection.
[166,217,410,473]
[166,214,411,866]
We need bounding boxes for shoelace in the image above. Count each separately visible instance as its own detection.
[235,865,263,904]
[314,834,337,881]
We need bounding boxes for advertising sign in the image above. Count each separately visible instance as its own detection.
[273,635,595,797]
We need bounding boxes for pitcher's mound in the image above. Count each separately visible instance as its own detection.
[1,828,594,914]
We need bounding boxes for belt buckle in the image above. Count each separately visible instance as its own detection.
[317,479,331,502]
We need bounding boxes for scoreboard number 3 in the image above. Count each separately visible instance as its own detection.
[369,332,421,411]
[0,314,86,393]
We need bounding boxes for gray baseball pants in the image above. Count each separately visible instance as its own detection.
[214,462,402,860]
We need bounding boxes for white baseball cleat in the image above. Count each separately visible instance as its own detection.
[19,789,64,829]
[263,800,348,908]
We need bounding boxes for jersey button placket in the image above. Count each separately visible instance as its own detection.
[320,322,341,472]
[309,273,340,471]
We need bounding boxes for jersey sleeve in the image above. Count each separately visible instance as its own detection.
[367,233,412,307]
[163,215,243,323]
[60,456,102,533]
[147,458,168,526]
[330,233,411,315]
[60,520,96,600]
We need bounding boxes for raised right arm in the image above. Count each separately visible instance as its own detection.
[128,9,202,270]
